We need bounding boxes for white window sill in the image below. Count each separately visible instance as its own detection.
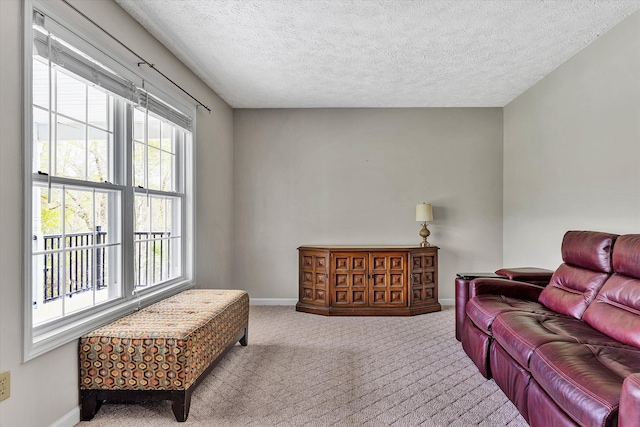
[25,280,194,362]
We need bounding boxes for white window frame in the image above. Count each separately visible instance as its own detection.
[23,0,196,361]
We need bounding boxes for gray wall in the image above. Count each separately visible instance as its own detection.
[233,108,504,302]
[503,10,640,269]
[0,1,234,426]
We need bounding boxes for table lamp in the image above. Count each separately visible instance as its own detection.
[416,203,433,247]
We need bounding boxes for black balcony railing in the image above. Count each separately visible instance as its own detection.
[40,230,107,303]
[134,232,171,289]
[38,229,170,303]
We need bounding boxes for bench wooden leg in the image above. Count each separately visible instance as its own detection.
[240,327,248,346]
[171,390,192,422]
[80,390,103,421]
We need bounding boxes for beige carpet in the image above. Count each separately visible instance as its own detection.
[77,306,528,427]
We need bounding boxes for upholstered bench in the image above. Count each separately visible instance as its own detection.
[79,289,249,422]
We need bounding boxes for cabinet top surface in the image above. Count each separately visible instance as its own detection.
[298,245,439,251]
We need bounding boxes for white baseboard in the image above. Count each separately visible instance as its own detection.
[50,406,79,427]
[439,298,455,307]
[251,298,297,306]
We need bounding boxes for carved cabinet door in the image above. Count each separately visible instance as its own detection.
[331,253,369,306]
[299,250,329,306]
[409,250,438,305]
[369,253,407,306]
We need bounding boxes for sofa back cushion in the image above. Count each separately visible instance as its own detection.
[612,233,640,278]
[538,231,617,319]
[583,234,640,349]
[560,230,616,272]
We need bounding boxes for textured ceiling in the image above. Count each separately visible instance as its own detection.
[114,0,640,108]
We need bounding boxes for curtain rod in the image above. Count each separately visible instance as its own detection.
[61,0,211,113]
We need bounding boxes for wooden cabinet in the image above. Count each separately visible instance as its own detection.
[297,246,440,316]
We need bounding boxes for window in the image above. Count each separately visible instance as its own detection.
[132,105,185,290]
[25,3,194,359]
[31,34,122,325]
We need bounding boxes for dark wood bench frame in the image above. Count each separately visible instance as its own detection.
[80,326,248,422]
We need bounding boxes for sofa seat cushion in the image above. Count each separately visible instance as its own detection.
[492,311,632,370]
[466,294,552,335]
[530,342,640,427]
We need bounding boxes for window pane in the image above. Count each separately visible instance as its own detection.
[94,191,120,245]
[160,152,174,192]
[133,141,146,188]
[33,57,49,109]
[56,120,86,180]
[133,194,149,289]
[87,87,109,130]
[32,253,63,324]
[148,115,160,148]
[165,198,173,234]
[88,127,109,183]
[161,122,173,152]
[134,195,180,289]
[148,238,168,286]
[64,188,93,237]
[148,146,161,190]
[33,107,50,174]
[133,107,145,142]
[33,186,63,251]
[134,238,148,289]
[95,246,121,304]
[134,194,150,233]
[56,71,86,122]
[150,197,165,232]
[64,246,93,307]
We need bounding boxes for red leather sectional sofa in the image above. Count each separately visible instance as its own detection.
[461,231,640,427]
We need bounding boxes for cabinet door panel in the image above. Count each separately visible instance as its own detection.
[372,273,387,288]
[331,253,368,306]
[316,255,328,271]
[299,250,329,306]
[368,253,406,307]
[390,256,404,271]
[371,255,387,271]
[409,251,438,305]
[390,273,404,287]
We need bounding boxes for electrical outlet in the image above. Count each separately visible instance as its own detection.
[0,371,10,402]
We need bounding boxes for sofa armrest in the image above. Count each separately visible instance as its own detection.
[495,267,554,286]
[468,278,544,302]
[620,373,640,427]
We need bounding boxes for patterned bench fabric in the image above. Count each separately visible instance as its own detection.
[79,289,249,391]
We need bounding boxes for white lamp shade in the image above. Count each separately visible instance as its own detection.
[416,203,433,222]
